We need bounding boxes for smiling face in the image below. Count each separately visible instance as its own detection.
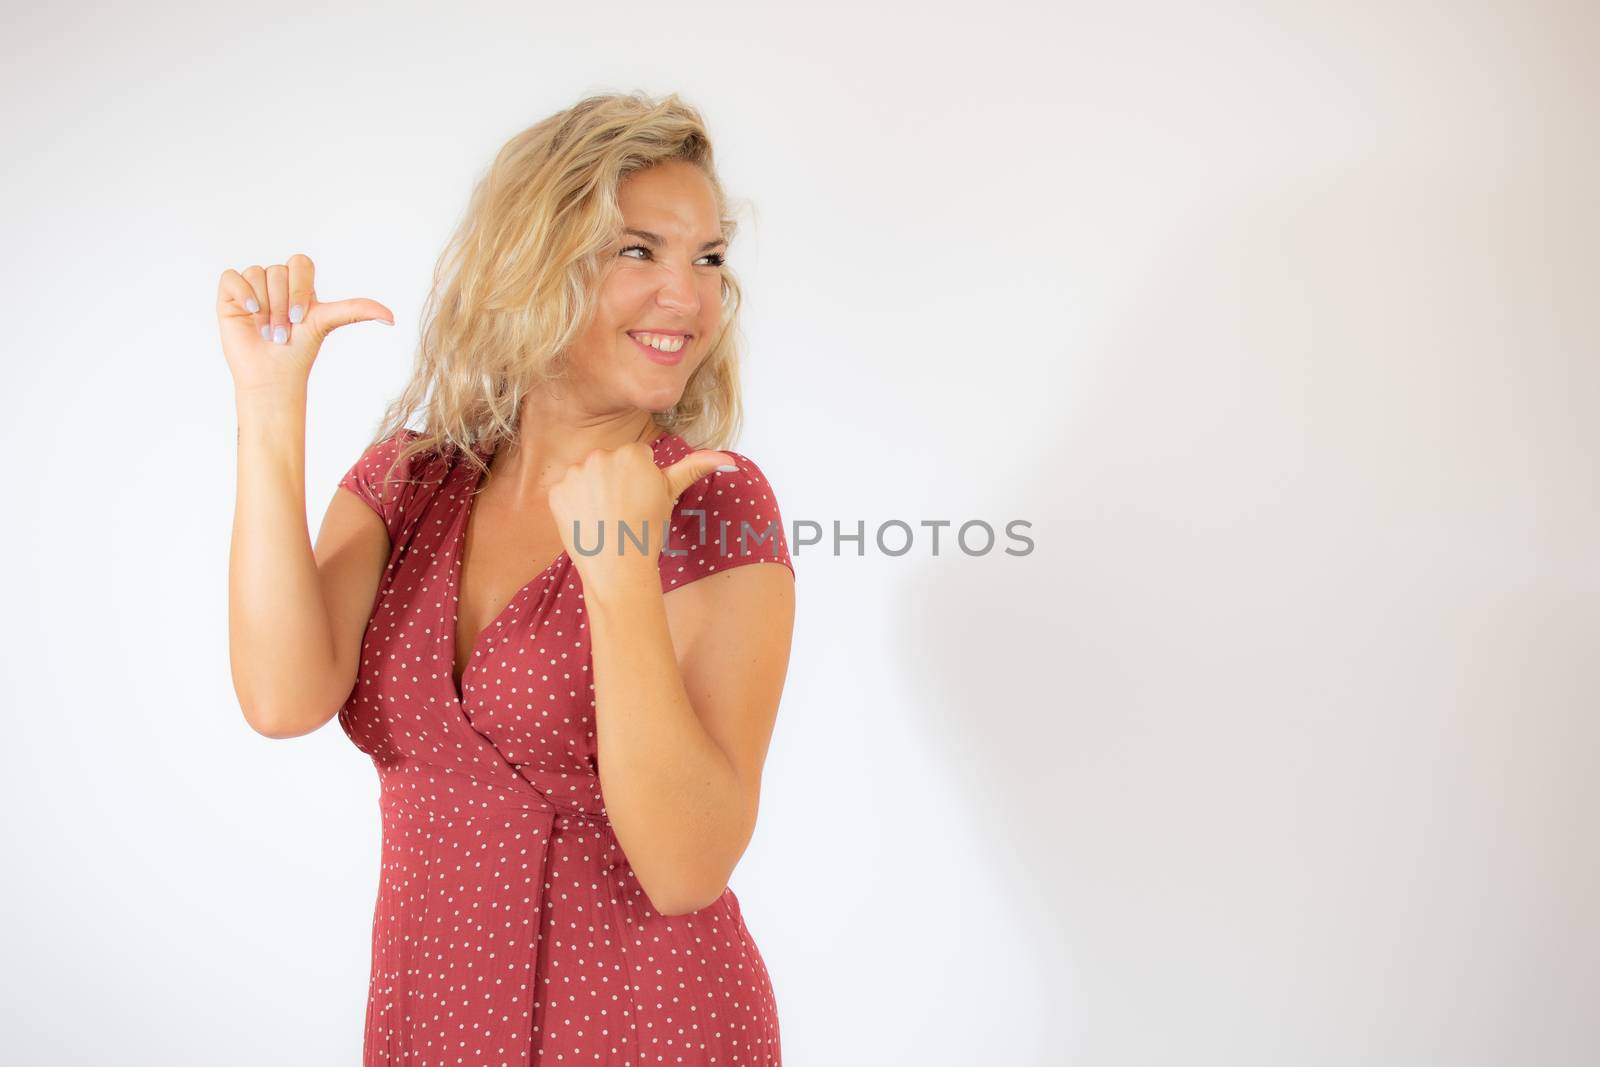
[562,159,728,415]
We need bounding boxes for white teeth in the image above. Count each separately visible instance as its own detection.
[632,332,685,352]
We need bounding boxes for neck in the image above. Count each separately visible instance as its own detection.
[490,392,662,495]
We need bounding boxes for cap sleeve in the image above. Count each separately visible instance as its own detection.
[337,428,427,544]
[661,449,794,592]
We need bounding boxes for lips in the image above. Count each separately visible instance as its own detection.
[628,332,687,366]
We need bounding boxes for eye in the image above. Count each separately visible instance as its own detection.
[619,244,727,268]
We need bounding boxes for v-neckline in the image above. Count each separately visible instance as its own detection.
[445,430,674,703]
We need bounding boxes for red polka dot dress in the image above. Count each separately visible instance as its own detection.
[335,428,794,1066]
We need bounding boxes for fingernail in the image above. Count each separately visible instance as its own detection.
[273,325,288,344]
[376,318,394,326]
[244,297,259,313]
[259,324,270,341]
[289,304,304,324]
[715,464,739,472]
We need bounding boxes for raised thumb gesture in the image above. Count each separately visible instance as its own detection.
[548,439,739,594]
[217,252,395,395]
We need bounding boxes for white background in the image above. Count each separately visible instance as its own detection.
[2,1,1595,1064]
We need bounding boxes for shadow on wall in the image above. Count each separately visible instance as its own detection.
[894,157,1589,1061]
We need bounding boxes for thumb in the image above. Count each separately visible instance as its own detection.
[302,298,395,341]
[662,450,739,501]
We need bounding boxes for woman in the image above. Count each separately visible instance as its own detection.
[221,92,795,1065]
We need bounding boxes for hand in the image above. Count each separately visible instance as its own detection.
[216,252,395,395]
[548,440,737,592]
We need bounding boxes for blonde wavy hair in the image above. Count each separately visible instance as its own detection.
[360,90,750,486]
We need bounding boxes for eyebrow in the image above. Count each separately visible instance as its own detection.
[623,228,728,253]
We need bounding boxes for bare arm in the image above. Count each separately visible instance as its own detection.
[547,443,796,916]
[587,562,795,916]
[217,254,396,739]
[228,385,389,738]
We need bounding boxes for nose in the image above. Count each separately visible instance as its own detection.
[654,259,700,315]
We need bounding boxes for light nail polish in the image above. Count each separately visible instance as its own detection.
[289,304,304,324]
[273,325,288,344]
[715,464,739,472]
